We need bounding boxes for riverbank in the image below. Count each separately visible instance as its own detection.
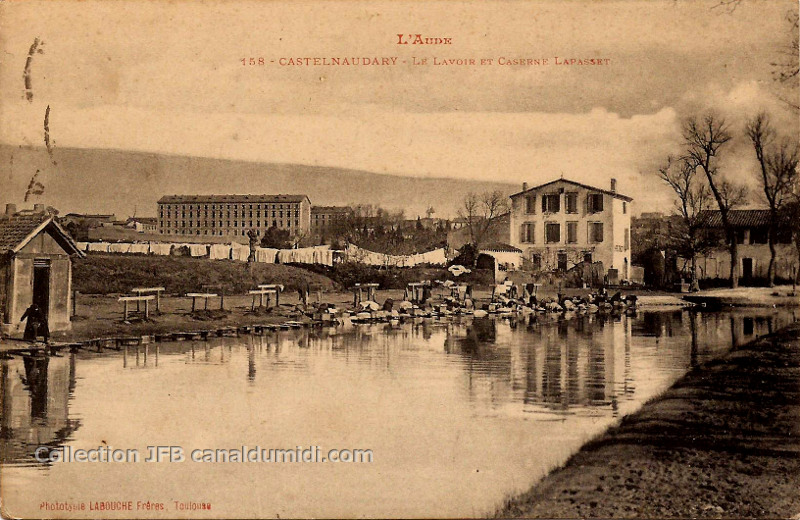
[497,322,800,518]
[684,286,800,308]
[1,286,683,348]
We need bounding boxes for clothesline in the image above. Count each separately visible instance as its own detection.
[77,241,446,268]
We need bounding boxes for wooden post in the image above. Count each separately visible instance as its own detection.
[155,290,161,312]
[275,290,280,307]
[220,287,225,310]
[124,300,129,321]
[144,298,150,319]
[191,296,196,312]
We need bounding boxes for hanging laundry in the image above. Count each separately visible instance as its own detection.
[148,242,173,256]
[129,243,149,254]
[187,244,208,257]
[255,247,278,263]
[209,244,232,260]
[230,242,249,261]
[87,242,110,252]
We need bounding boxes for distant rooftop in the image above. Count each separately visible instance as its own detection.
[698,210,772,228]
[65,213,115,219]
[0,213,84,256]
[311,206,351,213]
[158,194,310,204]
[480,243,523,253]
[510,178,633,202]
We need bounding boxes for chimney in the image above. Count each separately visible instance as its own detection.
[5,203,17,216]
[610,178,617,193]
[522,182,529,192]
[33,203,45,213]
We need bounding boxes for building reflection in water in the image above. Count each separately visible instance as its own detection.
[442,309,793,416]
[1,308,794,469]
[0,353,81,466]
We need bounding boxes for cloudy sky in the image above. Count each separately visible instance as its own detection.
[1,0,797,215]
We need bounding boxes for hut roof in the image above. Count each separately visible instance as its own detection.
[0,214,85,256]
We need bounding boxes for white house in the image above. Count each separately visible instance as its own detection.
[509,178,633,281]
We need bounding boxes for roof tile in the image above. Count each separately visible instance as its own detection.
[0,214,49,252]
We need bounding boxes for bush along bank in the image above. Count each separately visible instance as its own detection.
[498,323,800,519]
[293,261,496,290]
[72,254,337,295]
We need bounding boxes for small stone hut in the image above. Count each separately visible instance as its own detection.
[0,204,85,337]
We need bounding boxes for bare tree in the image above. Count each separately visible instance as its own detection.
[658,156,714,287]
[746,112,799,285]
[457,190,509,264]
[683,114,747,288]
[771,11,799,112]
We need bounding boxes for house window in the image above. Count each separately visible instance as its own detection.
[531,253,542,271]
[525,195,536,214]
[750,228,768,244]
[520,222,535,243]
[588,193,604,213]
[623,201,627,214]
[567,222,578,244]
[542,194,560,213]
[565,193,578,214]
[624,228,630,250]
[589,222,604,243]
[545,222,561,243]
[735,229,746,245]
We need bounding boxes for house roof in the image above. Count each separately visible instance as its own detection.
[510,178,633,202]
[0,214,85,256]
[158,194,310,204]
[480,242,523,253]
[311,206,351,214]
[65,213,115,219]
[698,209,772,228]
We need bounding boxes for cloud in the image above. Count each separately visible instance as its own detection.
[1,100,685,209]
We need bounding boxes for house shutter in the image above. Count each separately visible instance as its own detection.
[597,195,604,212]
[520,223,527,243]
[554,195,561,213]
[541,196,547,213]
[595,223,604,243]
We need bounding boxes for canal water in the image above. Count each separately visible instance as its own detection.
[1,309,796,518]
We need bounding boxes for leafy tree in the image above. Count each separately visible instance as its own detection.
[260,226,291,249]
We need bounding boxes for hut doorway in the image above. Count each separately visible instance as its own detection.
[33,259,51,322]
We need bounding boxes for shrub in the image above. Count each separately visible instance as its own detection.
[73,254,337,295]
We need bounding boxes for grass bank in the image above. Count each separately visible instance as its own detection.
[498,323,800,519]
[73,254,337,294]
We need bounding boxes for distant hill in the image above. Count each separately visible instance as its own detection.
[0,144,517,219]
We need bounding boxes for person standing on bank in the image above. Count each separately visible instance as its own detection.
[20,303,49,343]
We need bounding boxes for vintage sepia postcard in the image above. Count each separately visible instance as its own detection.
[1,0,798,518]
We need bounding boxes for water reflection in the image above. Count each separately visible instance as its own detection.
[0,353,81,466]
[0,309,796,517]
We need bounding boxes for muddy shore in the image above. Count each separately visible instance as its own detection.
[497,323,800,519]
[1,288,685,350]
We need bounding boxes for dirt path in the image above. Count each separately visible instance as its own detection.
[498,324,800,519]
